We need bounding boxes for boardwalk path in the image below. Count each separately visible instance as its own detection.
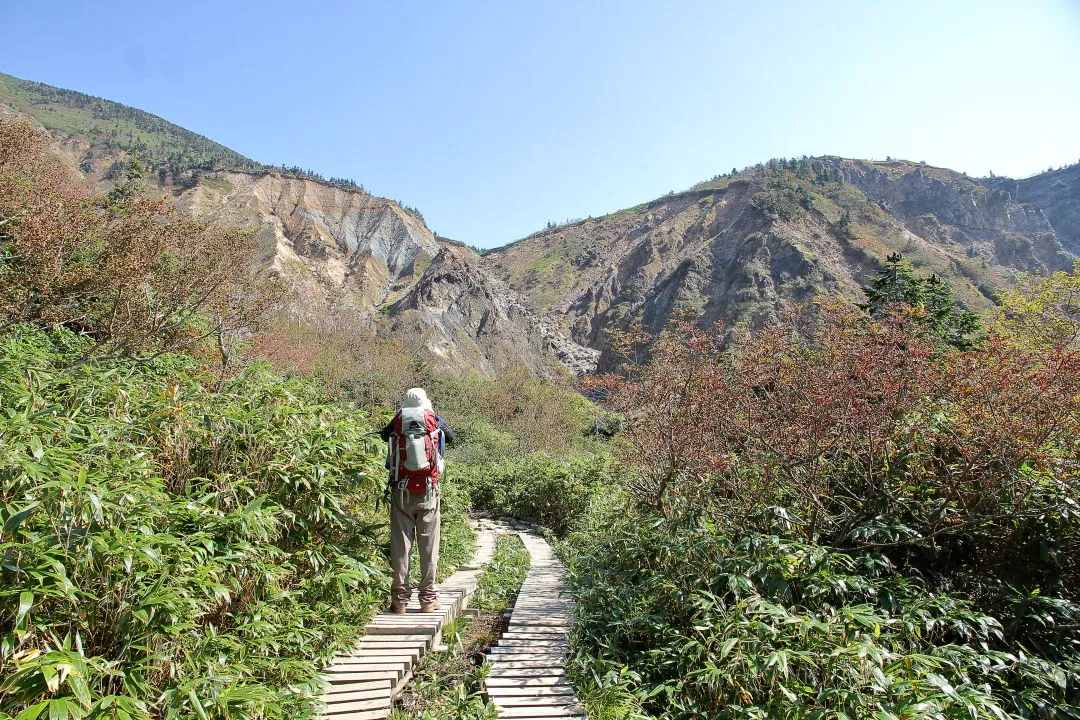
[317,528,496,720]
[484,531,584,719]
[317,525,582,719]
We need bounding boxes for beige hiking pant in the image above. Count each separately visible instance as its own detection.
[390,488,441,603]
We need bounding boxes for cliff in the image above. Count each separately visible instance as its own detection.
[486,158,1077,371]
[178,171,440,313]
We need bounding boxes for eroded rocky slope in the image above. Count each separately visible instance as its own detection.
[485,158,1076,371]
[986,163,1080,256]
[5,71,1078,378]
[178,171,440,312]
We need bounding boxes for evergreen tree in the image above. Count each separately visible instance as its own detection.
[923,274,982,350]
[862,253,925,311]
[862,253,982,350]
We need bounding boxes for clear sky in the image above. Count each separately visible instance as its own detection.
[2,1,1079,247]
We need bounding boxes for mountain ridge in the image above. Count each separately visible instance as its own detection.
[3,70,1077,376]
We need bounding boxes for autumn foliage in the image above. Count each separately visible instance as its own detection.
[570,296,1080,718]
[0,117,275,365]
[589,300,1080,583]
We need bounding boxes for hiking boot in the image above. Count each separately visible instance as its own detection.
[420,598,441,613]
[390,598,408,614]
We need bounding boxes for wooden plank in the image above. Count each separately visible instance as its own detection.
[486,675,568,688]
[363,624,438,636]
[321,681,393,699]
[488,667,568,678]
[485,686,576,697]
[326,656,414,669]
[321,696,392,715]
[350,648,421,660]
[325,661,408,675]
[332,710,390,720]
[489,662,567,671]
[496,707,584,718]
[322,670,399,684]
[493,696,582,707]
[489,653,567,660]
[357,636,432,645]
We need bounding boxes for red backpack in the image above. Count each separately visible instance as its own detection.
[389,406,443,494]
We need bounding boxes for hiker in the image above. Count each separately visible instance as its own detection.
[380,387,455,613]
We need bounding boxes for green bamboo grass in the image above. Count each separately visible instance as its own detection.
[0,327,391,720]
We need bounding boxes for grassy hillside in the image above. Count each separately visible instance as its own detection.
[0,71,265,180]
[0,72,366,192]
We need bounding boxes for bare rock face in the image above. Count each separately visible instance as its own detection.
[828,160,1072,272]
[985,164,1080,257]
[179,171,439,312]
[487,159,1078,372]
[384,246,594,376]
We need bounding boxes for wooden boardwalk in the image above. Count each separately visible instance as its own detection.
[484,532,583,719]
[317,527,496,720]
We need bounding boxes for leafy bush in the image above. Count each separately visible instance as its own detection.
[589,301,1080,584]
[463,452,614,537]
[994,261,1080,348]
[0,327,392,720]
[564,513,1080,720]
[0,117,276,368]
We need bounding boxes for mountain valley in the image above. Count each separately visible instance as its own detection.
[3,70,1077,376]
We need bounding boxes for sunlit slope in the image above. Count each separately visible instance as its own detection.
[485,157,1076,370]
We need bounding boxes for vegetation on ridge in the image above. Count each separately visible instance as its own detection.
[0,72,264,184]
[556,275,1080,719]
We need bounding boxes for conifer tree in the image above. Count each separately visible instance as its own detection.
[862,253,981,350]
[923,274,981,350]
[862,252,925,311]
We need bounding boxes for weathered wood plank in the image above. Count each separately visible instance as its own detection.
[496,707,584,718]
[483,531,581,715]
[321,696,392,715]
[485,686,576,697]
[316,524,497,719]
[486,675,569,687]
[321,681,392,699]
[493,696,582,707]
[488,667,569,677]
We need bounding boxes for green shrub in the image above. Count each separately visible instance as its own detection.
[0,327,391,720]
[563,513,1080,720]
[463,452,614,537]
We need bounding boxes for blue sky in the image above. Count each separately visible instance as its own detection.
[2,1,1079,247]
